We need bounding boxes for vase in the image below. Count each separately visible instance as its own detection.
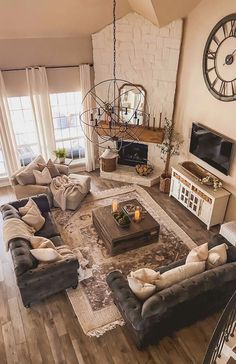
[59,157,65,164]
[159,173,171,193]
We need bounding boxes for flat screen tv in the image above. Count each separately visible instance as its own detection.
[189,123,234,175]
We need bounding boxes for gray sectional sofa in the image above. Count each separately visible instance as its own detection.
[107,236,236,348]
[1,194,79,307]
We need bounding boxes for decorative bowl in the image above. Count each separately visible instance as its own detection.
[112,210,131,228]
[135,163,154,176]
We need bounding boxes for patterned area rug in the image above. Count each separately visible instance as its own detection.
[52,185,197,337]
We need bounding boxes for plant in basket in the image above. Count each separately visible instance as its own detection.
[158,118,183,193]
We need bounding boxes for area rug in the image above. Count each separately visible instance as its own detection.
[52,185,197,337]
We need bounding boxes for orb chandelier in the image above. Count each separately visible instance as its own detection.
[80,0,150,149]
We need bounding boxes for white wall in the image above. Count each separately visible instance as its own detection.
[92,12,183,123]
[175,0,236,221]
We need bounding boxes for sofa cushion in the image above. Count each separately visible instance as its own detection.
[9,239,38,276]
[207,244,228,269]
[38,159,60,178]
[33,167,52,185]
[22,204,45,231]
[227,246,236,262]
[19,198,37,216]
[35,212,59,238]
[155,262,206,291]
[0,204,21,220]
[30,236,56,249]
[16,162,39,185]
[30,248,63,263]
[127,276,156,300]
[186,243,208,264]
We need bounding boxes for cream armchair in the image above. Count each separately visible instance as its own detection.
[11,155,69,206]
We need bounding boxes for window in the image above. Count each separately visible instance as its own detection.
[50,92,85,162]
[8,96,40,166]
[0,146,7,177]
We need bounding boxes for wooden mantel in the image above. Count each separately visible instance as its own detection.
[95,121,164,144]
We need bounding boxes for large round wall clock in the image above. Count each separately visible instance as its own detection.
[203,13,236,102]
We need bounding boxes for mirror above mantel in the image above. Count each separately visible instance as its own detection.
[118,83,147,126]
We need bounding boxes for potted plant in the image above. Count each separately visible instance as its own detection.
[158,118,183,193]
[53,148,67,164]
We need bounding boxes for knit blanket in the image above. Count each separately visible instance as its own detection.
[50,175,88,211]
[3,218,35,251]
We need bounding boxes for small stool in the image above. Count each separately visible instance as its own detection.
[219,221,236,246]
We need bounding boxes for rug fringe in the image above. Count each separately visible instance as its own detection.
[86,319,125,338]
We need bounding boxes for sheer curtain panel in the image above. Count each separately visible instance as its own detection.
[0,72,19,175]
[26,67,55,159]
[80,64,96,171]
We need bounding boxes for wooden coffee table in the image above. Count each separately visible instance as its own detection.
[92,199,160,256]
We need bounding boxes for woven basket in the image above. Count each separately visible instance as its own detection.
[101,157,117,172]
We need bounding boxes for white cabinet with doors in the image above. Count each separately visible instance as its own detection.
[169,165,231,230]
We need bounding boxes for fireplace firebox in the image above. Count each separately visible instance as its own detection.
[117,141,148,166]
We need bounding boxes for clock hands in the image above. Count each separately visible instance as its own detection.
[223,48,236,66]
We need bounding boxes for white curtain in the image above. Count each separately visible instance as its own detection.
[0,72,19,175]
[80,64,96,171]
[26,67,55,160]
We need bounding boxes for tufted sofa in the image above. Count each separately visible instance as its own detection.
[0,194,79,307]
[107,236,236,348]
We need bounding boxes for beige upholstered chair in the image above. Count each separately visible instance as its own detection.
[10,155,90,210]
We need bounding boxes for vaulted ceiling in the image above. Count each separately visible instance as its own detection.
[0,0,202,40]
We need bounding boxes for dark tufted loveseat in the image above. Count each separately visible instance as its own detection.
[107,236,236,348]
[1,194,79,307]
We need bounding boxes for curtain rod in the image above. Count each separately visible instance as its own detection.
[1,64,93,72]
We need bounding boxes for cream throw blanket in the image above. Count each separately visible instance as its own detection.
[50,175,88,211]
[3,218,35,251]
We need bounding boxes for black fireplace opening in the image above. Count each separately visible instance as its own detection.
[117,141,148,167]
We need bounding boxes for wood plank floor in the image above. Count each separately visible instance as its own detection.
[0,170,221,364]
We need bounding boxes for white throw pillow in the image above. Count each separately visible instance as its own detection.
[127,276,156,300]
[207,244,228,269]
[130,268,161,284]
[22,204,45,231]
[19,198,37,216]
[33,167,52,185]
[30,248,63,263]
[186,243,208,264]
[30,236,55,250]
[155,262,206,291]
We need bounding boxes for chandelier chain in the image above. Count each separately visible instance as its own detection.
[113,0,116,80]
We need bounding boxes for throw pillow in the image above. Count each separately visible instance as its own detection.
[30,248,63,263]
[127,276,156,300]
[207,243,228,269]
[19,198,38,216]
[155,261,206,291]
[22,204,45,231]
[38,159,60,178]
[130,268,161,284]
[15,162,39,185]
[227,246,236,262]
[185,243,208,264]
[30,236,55,250]
[33,167,52,185]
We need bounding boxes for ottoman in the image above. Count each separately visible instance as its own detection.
[219,221,236,246]
[53,173,91,210]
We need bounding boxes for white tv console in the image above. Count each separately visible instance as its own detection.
[169,165,231,230]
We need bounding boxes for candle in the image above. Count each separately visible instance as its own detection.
[112,200,118,213]
[134,206,141,222]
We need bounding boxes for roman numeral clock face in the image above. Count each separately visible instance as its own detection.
[203,14,236,101]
